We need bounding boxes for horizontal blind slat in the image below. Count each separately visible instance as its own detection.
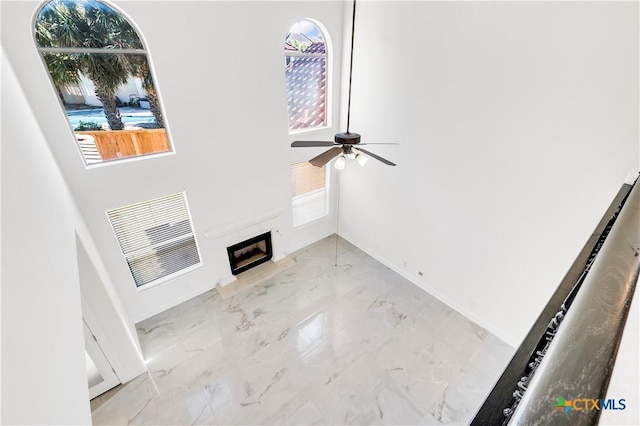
[108,193,201,287]
[127,240,200,286]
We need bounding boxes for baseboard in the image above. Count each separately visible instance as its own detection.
[132,230,516,346]
[337,231,518,348]
[131,281,217,324]
[286,230,335,257]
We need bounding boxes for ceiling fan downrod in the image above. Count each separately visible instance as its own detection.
[346,0,357,134]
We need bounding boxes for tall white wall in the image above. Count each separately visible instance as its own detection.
[1,51,91,425]
[1,1,345,323]
[77,235,147,383]
[339,1,639,346]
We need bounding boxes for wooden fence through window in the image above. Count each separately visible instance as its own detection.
[76,128,169,160]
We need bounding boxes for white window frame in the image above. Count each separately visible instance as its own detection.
[106,192,202,290]
[285,19,332,134]
[34,0,174,168]
[291,162,330,228]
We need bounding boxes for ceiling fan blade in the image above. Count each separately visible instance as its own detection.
[291,141,336,147]
[358,143,400,145]
[309,147,343,167]
[355,147,396,166]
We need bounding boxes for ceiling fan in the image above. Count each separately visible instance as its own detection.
[291,0,397,169]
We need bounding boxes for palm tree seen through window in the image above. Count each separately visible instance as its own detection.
[35,0,170,165]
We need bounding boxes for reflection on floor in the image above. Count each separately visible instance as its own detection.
[91,235,514,425]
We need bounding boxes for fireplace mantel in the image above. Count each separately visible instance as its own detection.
[203,208,284,240]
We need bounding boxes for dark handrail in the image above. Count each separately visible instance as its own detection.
[508,180,639,424]
[472,180,638,425]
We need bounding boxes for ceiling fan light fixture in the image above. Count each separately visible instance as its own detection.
[355,153,368,167]
[346,152,356,160]
[334,155,346,170]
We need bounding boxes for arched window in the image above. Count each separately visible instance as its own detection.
[35,0,171,166]
[285,19,328,132]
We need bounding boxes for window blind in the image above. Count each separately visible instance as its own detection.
[291,161,326,197]
[291,162,329,227]
[106,192,201,287]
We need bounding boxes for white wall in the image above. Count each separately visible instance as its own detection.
[77,234,147,383]
[1,51,91,425]
[338,1,639,346]
[1,1,345,323]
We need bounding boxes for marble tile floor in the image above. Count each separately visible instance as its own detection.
[217,256,297,299]
[91,235,515,425]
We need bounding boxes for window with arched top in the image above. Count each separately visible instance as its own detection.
[285,19,328,132]
[35,0,171,166]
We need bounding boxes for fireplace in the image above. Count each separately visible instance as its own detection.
[226,232,273,275]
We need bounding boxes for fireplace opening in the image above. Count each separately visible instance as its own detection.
[227,232,273,275]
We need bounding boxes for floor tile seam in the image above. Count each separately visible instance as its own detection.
[147,342,206,394]
[177,317,223,341]
[374,381,435,420]
[173,317,218,339]
[189,386,219,425]
[296,318,343,345]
